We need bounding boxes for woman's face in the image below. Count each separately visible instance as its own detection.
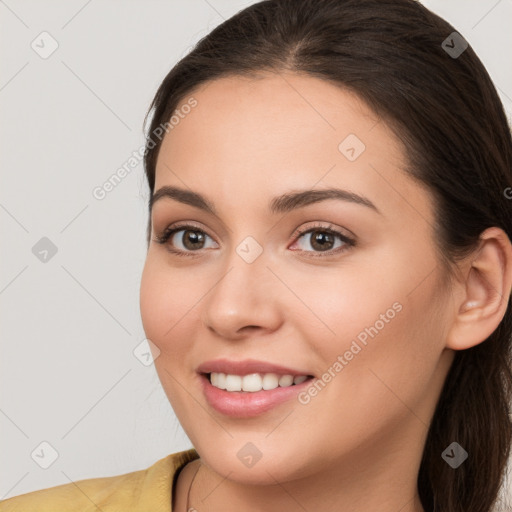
[140,72,456,485]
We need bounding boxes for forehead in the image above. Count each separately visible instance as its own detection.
[159,72,389,161]
[154,72,432,224]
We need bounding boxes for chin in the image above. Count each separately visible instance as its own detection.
[191,438,319,486]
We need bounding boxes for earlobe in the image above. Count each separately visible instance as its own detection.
[446,227,512,351]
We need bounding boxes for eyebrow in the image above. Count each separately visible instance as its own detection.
[149,185,381,216]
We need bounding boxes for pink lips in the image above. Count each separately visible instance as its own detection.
[196,358,315,418]
[196,358,312,377]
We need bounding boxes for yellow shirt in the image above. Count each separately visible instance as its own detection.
[0,448,199,511]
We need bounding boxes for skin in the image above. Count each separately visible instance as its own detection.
[139,71,512,512]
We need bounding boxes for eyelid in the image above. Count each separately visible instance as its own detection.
[290,221,355,242]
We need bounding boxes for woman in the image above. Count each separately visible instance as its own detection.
[2,0,511,511]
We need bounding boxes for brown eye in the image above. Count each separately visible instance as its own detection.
[290,223,356,257]
[153,224,217,256]
[154,222,355,259]
[307,230,337,251]
[174,229,207,250]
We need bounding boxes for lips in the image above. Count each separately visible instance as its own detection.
[199,372,314,418]
[196,358,316,417]
[196,358,314,377]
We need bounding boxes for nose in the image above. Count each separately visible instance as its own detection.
[200,246,283,340]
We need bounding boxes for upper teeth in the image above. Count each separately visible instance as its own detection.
[210,372,309,392]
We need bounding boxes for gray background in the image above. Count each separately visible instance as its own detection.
[1,0,511,504]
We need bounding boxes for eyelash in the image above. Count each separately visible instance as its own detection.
[153,222,356,259]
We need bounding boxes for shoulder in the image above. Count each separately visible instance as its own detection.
[0,448,199,512]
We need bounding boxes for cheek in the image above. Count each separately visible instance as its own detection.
[309,249,447,396]
[295,264,401,352]
[139,257,202,413]
[292,284,446,466]
[323,273,447,422]
[139,256,201,353]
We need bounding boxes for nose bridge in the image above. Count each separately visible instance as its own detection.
[234,233,266,266]
[200,231,281,337]
[214,232,270,306]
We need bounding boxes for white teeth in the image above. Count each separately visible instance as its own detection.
[216,372,227,390]
[225,374,242,391]
[209,372,310,392]
[262,373,279,390]
[278,374,294,387]
[293,375,308,385]
[242,373,263,392]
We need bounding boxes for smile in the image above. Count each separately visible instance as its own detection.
[199,372,315,418]
[209,372,310,392]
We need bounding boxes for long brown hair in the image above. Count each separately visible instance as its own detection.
[142,1,512,510]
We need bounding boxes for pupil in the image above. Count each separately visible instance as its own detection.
[312,231,333,251]
[185,230,204,249]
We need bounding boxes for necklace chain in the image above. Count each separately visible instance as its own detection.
[185,459,202,511]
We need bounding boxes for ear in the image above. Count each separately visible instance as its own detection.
[446,227,512,351]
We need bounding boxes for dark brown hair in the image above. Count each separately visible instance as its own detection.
[142,1,512,510]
